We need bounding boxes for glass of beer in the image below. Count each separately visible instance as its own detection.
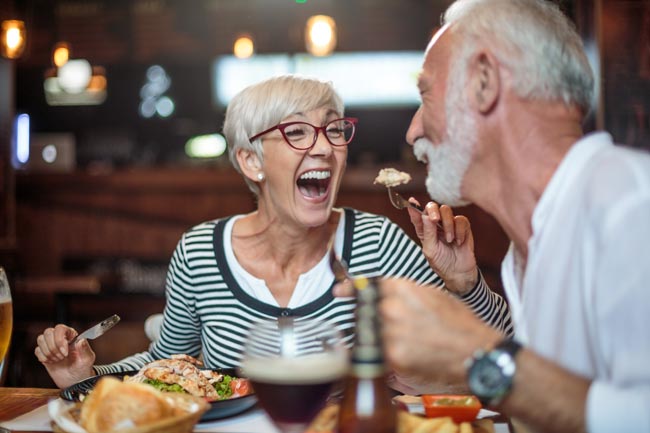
[240,317,348,433]
[0,267,12,385]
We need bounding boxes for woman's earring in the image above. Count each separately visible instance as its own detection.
[257,172,265,181]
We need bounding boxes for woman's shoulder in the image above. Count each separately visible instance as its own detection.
[344,207,391,223]
[183,217,233,237]
[344,207,400,230]
[173,217,235,252]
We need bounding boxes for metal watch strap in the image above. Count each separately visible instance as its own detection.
[467,337,523,407]
[486,338,522,406]
[496,338,523,360]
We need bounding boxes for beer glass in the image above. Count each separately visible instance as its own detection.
[240,317,348,433]
[0,267,13,385]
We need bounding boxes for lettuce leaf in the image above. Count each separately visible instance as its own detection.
[213,375,233,400]
[143,379,187,394]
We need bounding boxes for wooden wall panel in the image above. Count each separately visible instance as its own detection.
[16,165,508,289]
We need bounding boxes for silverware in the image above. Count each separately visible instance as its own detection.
[329,247,352,284]
[387,187,444,231]
[277,316,296,357]
[69,314,120,345]
[387,187,424,213]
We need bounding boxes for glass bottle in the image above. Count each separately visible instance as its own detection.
[337,276,397,433]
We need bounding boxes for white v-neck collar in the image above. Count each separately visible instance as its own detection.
[223,212,346,308]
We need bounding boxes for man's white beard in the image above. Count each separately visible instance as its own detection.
[412,71,476,207]
[413,136,470,207]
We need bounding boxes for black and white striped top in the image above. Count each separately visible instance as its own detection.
[95,208,512,375]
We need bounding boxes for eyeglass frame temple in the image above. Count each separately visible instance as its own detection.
[248,117,358,148]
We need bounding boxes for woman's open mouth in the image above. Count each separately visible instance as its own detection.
[297,170,331,199]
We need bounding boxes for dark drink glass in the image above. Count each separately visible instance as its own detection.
[240,318,347,433]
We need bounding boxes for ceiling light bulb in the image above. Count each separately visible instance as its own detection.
[1,20,27,59]
[234,36,254,59]
[53,43,70,67]
[305,15,336,57]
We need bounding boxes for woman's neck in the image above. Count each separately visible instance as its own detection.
[232,208,340,273]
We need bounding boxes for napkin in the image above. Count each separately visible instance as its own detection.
[48,399,87,433]
[195,407,281,433]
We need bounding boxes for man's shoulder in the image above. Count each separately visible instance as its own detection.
[584,141,650,193]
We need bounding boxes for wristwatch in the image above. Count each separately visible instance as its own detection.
[465,338,523,407]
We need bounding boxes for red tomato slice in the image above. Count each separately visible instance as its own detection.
[229,378,252,398]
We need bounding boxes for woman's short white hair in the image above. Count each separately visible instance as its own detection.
[443,0,595,117]
[223,74,345,196]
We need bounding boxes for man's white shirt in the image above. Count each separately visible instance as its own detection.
[501,132,650,433]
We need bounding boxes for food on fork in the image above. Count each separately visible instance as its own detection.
[124,354,251,401]
[374,168,412,188]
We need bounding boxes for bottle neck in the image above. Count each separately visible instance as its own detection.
[351,277,386,378]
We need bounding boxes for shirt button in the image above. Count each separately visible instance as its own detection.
[280,309,292,317]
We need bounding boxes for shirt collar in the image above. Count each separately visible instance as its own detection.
[529,132,613,243]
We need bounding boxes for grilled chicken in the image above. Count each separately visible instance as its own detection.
[125,354,222,400]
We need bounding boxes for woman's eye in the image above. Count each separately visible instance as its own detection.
[285,126,308,138]
[326,127,343,136]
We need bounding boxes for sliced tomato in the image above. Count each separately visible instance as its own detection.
[229,378,252,398]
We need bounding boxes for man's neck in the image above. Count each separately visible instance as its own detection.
[465,99,584,257]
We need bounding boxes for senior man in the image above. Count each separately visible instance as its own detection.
[370,0,650,432]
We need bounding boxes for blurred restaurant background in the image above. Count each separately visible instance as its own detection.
[1,0,649,387]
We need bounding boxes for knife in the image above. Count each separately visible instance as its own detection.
[69,314,121,345]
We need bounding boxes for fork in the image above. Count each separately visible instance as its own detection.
[387,187,444,231]
[329,248,352,283]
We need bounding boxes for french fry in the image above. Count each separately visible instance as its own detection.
[307,403,479,433]
[398,411,426,433]
[412,416,460,433]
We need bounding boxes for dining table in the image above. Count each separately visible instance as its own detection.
[0,388,59,432]
[0,387,513,433]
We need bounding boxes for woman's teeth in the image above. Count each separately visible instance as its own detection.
[299,170,331,180]
[297,170,331,198]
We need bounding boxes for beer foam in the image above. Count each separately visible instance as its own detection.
[241,352,348,384]
[0,297,10,304]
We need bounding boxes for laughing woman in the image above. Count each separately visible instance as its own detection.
[35,75,512,388]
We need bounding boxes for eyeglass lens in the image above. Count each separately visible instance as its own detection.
[283,119,355,149]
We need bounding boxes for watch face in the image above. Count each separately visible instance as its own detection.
[468,356,510,398]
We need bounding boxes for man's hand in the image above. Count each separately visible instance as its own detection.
[407,199,478,295]
[380,278,502,390]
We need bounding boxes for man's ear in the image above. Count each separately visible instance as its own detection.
[236,148,262,181]
[468,51,500,114]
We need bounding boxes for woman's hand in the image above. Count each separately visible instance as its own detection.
[407,199,478,295]
[34,324,96,389]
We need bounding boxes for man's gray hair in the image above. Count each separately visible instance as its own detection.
[223,74,344,196]
[443,0,595,116]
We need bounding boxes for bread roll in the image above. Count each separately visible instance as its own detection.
[80,377,177,433]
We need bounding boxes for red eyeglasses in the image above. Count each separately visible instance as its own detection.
[248,117,358,151]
